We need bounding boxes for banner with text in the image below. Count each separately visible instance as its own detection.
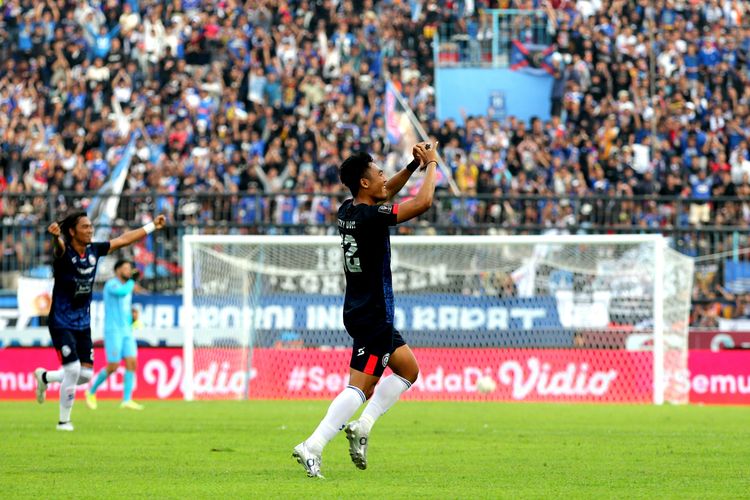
[5,348,745,403]
[688,350,750,404]
[1,294,571,348]
[1,347,650,402]
[4,348,747,403]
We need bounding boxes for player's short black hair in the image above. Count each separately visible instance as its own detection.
[339,152,374,196]
[59,211,88,241]
[114,259,131,271]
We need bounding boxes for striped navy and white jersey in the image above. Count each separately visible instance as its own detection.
[49,242,110,329]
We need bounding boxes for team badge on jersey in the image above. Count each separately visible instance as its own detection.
[382,353,390,367]
[89,255,96,266]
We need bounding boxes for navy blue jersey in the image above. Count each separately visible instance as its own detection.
[49,241,110,329]
[337,199,399,336]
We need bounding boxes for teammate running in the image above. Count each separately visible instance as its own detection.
[85,259,145,411]
[293,142,440,477]
[34,212,165,430]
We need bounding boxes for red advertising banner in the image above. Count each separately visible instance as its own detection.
[0,348,189,401]
[1,348,747,404]
[689,350,750,404]
[250,348,655,402]
[1,347,653,403]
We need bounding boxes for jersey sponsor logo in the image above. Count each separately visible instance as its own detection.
[382,353,390,367]
[78,266,95,275]
[74,278,94,297]
[378,204,393,214]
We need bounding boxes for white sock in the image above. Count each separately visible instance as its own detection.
[359,375,412,434]
[304,385,366,455]
[44,369,64,383]
[59,361,81,423]
[77,366,93,386]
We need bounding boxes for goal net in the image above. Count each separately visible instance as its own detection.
[181,235,693,404]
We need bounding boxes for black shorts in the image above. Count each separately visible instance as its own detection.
[49,327,93,365]
[348,325,406,378]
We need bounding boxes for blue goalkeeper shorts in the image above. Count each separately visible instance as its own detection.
[104,329,138,363]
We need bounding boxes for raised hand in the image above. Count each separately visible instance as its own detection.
[414,142,439,169]
[48,222,61,237]
[154,214,167,230]
[49,221,66,256]
[412,143,426,165]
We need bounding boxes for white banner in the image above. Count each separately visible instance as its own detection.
[16,277,53,327]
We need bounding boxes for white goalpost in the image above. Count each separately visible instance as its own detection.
[181,234,693,404]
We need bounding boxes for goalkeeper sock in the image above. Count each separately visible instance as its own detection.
[89,369,109,394]
[42,369,64,384]
[304,385,366,455]
[359,375,412,434]
[123,370,135,402]
[59,361,80,423]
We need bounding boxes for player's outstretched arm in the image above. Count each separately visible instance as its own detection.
[384,142,427,200]
[104,278,135,297]
[108,215,166,254]
[396,142,439,224]
[48,222,65,258]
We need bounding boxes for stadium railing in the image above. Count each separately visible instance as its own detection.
[1,191,748,292]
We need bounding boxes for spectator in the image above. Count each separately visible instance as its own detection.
[0,232,23,290]
[86,23,121,60]
[689,169,713,226]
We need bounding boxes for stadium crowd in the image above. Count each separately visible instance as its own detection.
[1,0,750,323]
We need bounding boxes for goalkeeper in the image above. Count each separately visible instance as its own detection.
[86,260,146,410]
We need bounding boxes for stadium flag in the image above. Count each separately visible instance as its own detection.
[510,40,555,75]
[385,80,409,146]
[88,130,140,242]
[724,259,750,293]
[384,80,460,194]
[409,0,423,22]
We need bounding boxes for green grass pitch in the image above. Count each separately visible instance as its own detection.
[1,400,748,498]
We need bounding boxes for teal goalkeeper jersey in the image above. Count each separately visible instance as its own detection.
[103,277,135,335]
